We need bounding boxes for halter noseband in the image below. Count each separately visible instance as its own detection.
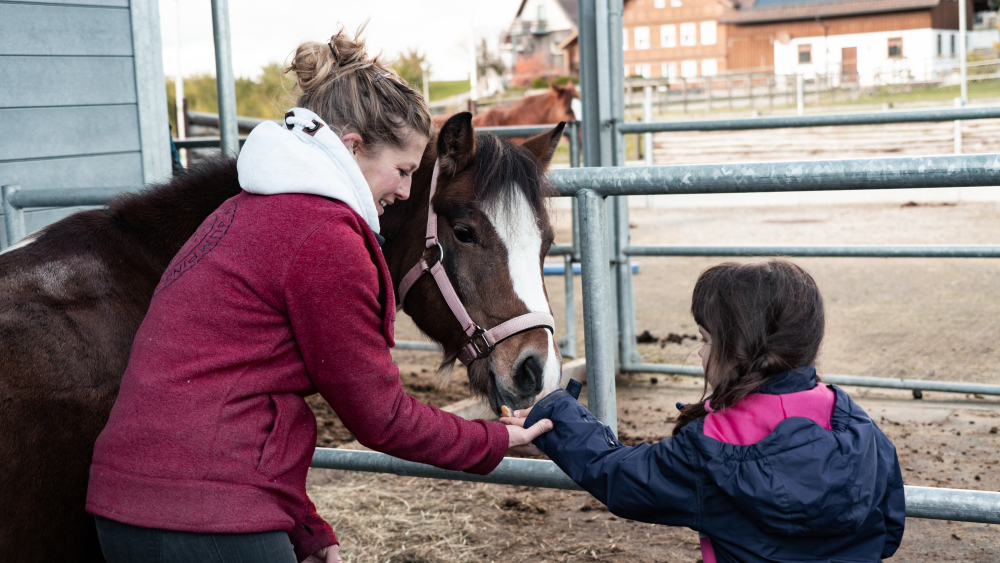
[397,160,555,366]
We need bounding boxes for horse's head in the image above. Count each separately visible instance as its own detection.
[385,113,564,414]
[546,80,581,124]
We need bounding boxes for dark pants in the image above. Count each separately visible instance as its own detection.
[94,515,298,563]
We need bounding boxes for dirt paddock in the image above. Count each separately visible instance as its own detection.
[308,200,1000,562]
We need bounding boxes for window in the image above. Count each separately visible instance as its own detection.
[700,21,717,46]
[671,0,683,6]
[681,60,698,77]
[888,37,902,58]
[661,24,677,48]
[680,23,697,46]
[637,64,652,78]
[654,0,666,8]
[623,28,628,51]
[624,65,630,77]
[701,59,718,76]
[798,44,811,64]
[661,62,678,78]
[937,34,942,57]
[950,34,956,57]
[634,26,651,49]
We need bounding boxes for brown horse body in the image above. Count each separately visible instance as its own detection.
[433,82,579,130]
[0,114,563,562]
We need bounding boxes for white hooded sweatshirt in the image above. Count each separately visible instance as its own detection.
[236,107,381,234]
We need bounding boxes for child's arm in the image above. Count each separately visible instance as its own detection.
[522,390,701,527]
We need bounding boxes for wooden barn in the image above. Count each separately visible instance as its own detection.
[720,0,972,85]
[0,0,170,247]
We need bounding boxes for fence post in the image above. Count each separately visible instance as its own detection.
[959,0,968,103]
[954,97,964,154]
[643,86,654,207]
[705,77,712,113]
[577,189,618,434]
[559,121,582,360]
[1,185,26,249]
[682,78,688,113]
[768,74,773,109]
[727,76,733,111]
[210,0,239,158]
[796,74,805,116]
[560,253,577,359]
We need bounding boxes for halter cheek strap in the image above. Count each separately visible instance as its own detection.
[397,160,555,366]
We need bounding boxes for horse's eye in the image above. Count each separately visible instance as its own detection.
[453,225,476,244]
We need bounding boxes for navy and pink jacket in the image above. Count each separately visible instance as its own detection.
[525,367,905,563]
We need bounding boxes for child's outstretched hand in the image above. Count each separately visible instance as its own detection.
[501,407,551,456]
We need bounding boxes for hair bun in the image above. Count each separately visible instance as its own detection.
[284,23,376,95]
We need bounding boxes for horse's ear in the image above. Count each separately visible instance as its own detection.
[549,82,563,95]
[522,121,566,171]
[437,112,476,177]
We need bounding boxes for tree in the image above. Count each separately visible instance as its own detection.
[391,48,428,91]
[477,38,505,77]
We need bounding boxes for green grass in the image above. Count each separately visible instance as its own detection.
[429,80,471,102]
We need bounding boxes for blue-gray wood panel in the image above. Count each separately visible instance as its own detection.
[0,152,142,190]
[0,56,137,108]
[0,106,140,161]
[0,3,132,56]
[3,1,129,6]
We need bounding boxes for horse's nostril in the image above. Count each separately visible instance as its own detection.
[513,355,545,397]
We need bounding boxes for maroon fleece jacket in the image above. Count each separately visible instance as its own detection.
[87,192,509,560]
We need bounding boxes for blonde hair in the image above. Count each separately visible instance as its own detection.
[284,24,432,153]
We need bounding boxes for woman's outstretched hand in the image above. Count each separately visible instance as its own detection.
[501,408,552,456]
[305,544,342,563]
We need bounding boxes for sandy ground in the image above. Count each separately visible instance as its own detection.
[308,200,1000,562]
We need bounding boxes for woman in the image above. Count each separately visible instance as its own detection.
[86,27,550,563]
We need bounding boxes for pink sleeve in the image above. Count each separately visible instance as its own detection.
[284,219,508,475]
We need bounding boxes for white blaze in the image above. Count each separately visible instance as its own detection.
[483,188,561,398]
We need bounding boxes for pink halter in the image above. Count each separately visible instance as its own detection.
[397,160,555,366]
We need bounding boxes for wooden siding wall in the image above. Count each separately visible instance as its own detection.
[725,9,938,70]
[930,0,969,30]
[624,0,727,75]
[0,0,169,246]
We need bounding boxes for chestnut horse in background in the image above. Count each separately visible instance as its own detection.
[434,81,580,129]
[0,114,565,562]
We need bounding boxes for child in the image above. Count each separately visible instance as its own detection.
[504,260,905,563]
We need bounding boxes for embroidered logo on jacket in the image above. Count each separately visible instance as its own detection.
[155,200,237,295]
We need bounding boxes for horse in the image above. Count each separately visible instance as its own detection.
[433,81,580,130]
[0,113,565,563]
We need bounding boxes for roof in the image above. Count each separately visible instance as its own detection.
[721,0,941,23]
[515,0,578,29]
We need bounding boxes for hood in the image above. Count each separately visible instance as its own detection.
[700,372,889,537]
[236,107,381,233]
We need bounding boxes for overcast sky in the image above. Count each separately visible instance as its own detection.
[159,0,522,82]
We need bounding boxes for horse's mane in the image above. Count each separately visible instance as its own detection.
[472,133,553,214]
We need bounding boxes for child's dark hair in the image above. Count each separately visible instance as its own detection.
[673,260,825,435]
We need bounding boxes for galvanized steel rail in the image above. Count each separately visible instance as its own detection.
[620,363,1000,396]
[311,449,1000,525]
[623,245,1000,258]
[549,154,1000,197]
[617,105,1000,134]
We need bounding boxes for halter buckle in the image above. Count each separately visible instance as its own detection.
[468,326,493,359]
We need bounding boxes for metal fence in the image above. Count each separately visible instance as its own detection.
[624,57,1000,117]
[4,0,1000,529]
